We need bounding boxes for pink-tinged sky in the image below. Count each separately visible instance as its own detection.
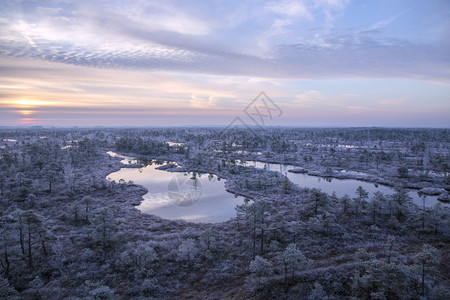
[0,0,449,127]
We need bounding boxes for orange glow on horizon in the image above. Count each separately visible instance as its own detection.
[5,97,180,110]
[19,118,37,124]
[12,99,53,108]
[17,110,35,115]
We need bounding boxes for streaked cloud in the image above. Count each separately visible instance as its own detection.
[0,0,448,81]
[293,90,325,108]
[190,95,219,109]
[0,0,449,127]
[266,0,311,18]
[378,98,406,105]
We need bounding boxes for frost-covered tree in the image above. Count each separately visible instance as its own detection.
[64,162,75,192]
[42,162,61,194]
[19,210,47,268]
[91,208,117,248]
[199,229,216,252]
[276,243,311,285]
[414,244,440,296]
[429,203,447,235]
[305,188,329,216]
[69,201,81,224]
[236,200,272,256]
[353,186,369,217]
[176,238,198,264]
[390,187,412,221]
[248,255,273,288]
[0,213,17,277]
[81,195,95,222]
[119,241,158,273]
[369,191,385,225]
[307,212,338,236]
[384,235,398,264]
[339,194,352,216]
[357,259,412,299]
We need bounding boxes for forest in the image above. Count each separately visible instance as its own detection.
[0,127,449,299]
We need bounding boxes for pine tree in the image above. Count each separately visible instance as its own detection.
[276,243,311,286]
[248,255,273,288]
[415,244,440,296]
[353,186,369,217]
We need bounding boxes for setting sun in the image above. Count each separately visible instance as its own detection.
[12,99,52,108]
[17,110,34,115]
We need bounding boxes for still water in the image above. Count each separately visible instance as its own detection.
[107,152,244,223]
[241,161,444,207]
[107,151,445,223]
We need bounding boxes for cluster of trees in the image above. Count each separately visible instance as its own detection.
[185,127,450,186]
[233,182,448,299]
[0,127,448,299]
[116,137,186,156]
[245,242,443,299]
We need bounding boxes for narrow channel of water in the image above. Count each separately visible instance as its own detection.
[241,160,445,207]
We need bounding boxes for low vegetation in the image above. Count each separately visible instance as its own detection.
[0,127,448,299]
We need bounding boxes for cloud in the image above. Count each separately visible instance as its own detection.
[311,0,350,27]
[0,0,449,84]
[273,32,450,82]
[260,0,314,52]
[189,94,219,109]
[0,56,449,127]
[293,90,324,107]
[370,13,403,31]
[378,98,406,105]
[266,0,312,18]
[342,93,359,97]
[346,105,376,113]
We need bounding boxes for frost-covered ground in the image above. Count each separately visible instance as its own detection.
[0,127,448,299]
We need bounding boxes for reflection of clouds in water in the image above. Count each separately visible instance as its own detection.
[168,173,202,207]
[141,193,173,210]
[106,152,245,223]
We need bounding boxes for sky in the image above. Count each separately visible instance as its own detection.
[0,0,449,127]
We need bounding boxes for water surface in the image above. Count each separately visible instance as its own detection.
[107,152,244,223]
[241,161,445,207]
